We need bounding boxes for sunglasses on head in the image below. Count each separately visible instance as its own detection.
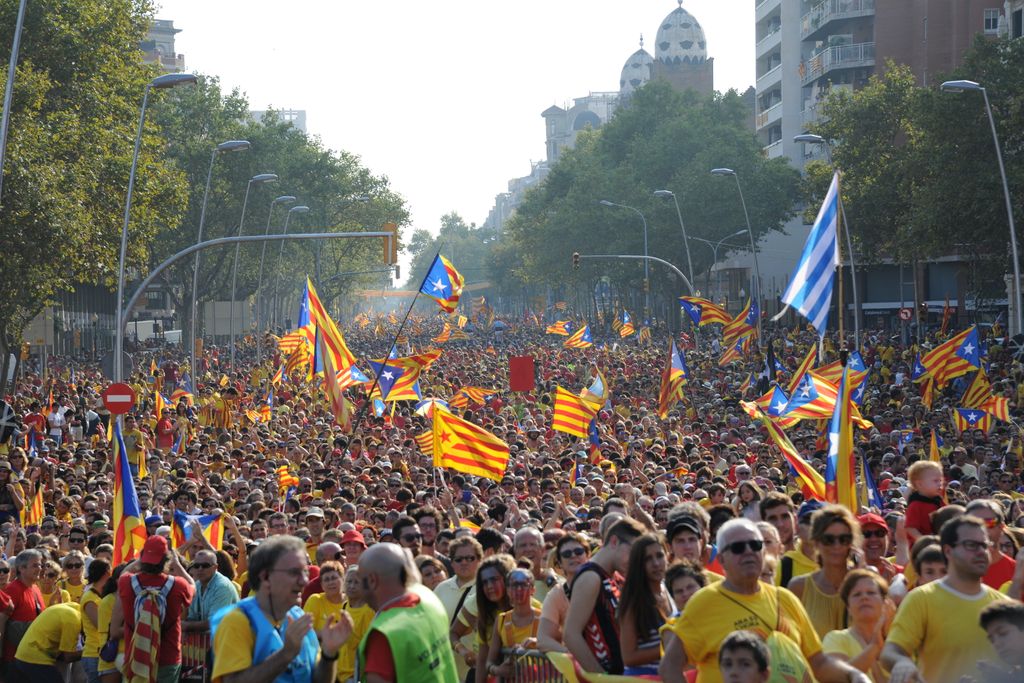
[722,539,764,554]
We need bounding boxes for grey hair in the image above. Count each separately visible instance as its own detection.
[248,536,306,591]
[716,518,763,550]
[13,549,43,577]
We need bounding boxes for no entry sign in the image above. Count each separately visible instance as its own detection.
[101,383,137,415]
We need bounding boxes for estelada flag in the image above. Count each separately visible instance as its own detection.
[552,386,597,438]
[432,410,510,481]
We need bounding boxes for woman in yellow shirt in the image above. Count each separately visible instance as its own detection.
[80,558,112,683]
[97,564,128,682]
[39,560,71,606]
[60,551,87,603]
[339,566,374,682]
[485,566,542,681]
[822,569,892,682]
[302,560,345,631]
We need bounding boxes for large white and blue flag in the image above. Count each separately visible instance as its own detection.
[773,172,840,335]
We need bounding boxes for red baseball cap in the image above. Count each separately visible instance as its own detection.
[857,512,889,531]
[140,535,169,564]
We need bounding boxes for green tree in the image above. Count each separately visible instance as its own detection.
[494,82,799,315]
[0,0,186,392]
[806,37,1024,281]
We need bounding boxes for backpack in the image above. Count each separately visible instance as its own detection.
[131,574,175,626]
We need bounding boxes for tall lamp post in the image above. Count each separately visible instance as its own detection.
[653,189,696,295]
[190,139,250,381]
[599,199,650,318]
[272,205,310,328]
[690,230,749,304]
[114,72,197,382]
[941,79,1022,336]
[711,168,762,340]
[229,173,278,371]
[255,194,296,365]
[794,134,862,348]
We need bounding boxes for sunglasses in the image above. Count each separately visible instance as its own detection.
[862,530,888,539]
[452,555,479,564]
[820,534,854,547]
[401,533,422,543]
[44,573,59,579]
[0,568,9,575]
[69,537,86,544]
[722,539,764,555]
[559,547,587,560]
[190,563,214,570]
[64,563,83,569]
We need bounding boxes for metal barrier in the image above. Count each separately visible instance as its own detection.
[181,632,211,683]
[500,648,566,683]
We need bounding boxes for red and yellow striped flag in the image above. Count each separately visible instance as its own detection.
[21,484,44,527]
[961,368,992,409]
[787,345,818,395]
[432,410,510,481]
[981,395,1011,423]
[414,430,434,455]
[552,386,597,438]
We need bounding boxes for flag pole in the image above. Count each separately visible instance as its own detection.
[352,251,440,428]
[836,184,846,351]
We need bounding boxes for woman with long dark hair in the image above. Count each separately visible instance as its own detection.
[617,533,672,676]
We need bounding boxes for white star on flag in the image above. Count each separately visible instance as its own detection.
[431,278,447,293]
[381,371,394,381]
[772,400,787,413]
[962,342,975,356]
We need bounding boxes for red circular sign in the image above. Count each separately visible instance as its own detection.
[898,308,912,321]
[101,382,137,415]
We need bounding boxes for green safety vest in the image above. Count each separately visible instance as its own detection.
[356,584,458,683]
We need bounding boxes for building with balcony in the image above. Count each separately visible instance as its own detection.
[744,0,1010,332]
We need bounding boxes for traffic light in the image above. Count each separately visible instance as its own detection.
[382,223,399,265]
[572,252,580,270]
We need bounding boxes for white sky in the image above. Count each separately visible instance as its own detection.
[156,0,755,234]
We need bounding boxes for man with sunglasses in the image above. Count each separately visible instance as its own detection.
[965,499,1018,589]
[183,549,237,636]
[661,518,870,683]
[857,512,901,582]
[884,514,1010,683]
[437,536,482,680]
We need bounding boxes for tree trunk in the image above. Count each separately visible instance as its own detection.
[0,330,11,399]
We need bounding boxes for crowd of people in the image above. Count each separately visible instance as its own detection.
[0,316,1023,683]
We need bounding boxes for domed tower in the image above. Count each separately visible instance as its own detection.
[652,1,714,94]
[619,35,654,99]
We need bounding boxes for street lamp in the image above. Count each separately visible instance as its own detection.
[711,168,762,340]
[114,72,197,382]
[599,199,650,318]
[273,205,310,329]
[941,79,1022,336]
[255,195,297,365]
[794,133,862,348]
[653,189,696,295]
[190,139,250,381]
[230,173,278,371]
[690,230,749,304]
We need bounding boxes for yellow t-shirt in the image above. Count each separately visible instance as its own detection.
[40,587,72,607]
[671,582,821,683]
[303,593,345,631]
[338,602,374,682]
[62,579,86,604]
[213,605,326,683]
[14,603,82,665]
[822,628,889,682]
[97,594,123,674]
[886,579,1008,683]
[80,588,103,658]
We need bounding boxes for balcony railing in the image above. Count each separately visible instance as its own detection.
[764,140,784,158]
[756,26,782,56]
[801,42,875,85]
[756,102,783,130]
[801,0,875,40]
[756,64,783,91]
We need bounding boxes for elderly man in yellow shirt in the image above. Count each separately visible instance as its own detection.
[659,518,870,683]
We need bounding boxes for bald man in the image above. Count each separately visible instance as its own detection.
[301,542,342,605]
[353,544,458,683]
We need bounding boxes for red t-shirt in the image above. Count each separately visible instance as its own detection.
[904,498,941,537]
[363,593,420,682]
[984,552,1016,590]
[22,413,46,438]
[1,579,42,660]
[118,572,194,666]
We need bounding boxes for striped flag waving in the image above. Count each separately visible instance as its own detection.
[773,172,839,335]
